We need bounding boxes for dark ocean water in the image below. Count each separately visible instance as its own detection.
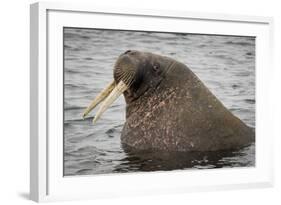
[63,28,255,176]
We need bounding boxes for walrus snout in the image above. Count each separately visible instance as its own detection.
[82,51,142,123]
[114,50,145,86]
[113,54,136,86]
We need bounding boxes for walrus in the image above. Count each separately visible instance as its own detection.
[82,50,255,152]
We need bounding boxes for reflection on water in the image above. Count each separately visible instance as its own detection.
[63,28,255,176]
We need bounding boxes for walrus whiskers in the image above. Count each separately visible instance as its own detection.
[118,68,135,87]
[116,68,131,83]
[123,72,133,85]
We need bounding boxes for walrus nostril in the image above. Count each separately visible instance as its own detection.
[124,50,132,54]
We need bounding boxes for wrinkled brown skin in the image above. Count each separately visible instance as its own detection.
[114,51,255,152]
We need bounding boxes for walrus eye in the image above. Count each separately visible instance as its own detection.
[152,63,160,72]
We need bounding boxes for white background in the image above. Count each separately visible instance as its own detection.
[0,0,280,204]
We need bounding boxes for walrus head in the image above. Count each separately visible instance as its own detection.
[82,50,174,123]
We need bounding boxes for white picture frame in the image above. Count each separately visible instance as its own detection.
[30,2,274,202]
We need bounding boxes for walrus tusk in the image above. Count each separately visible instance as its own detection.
[92,80,128,124]
[82,80,115,119]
